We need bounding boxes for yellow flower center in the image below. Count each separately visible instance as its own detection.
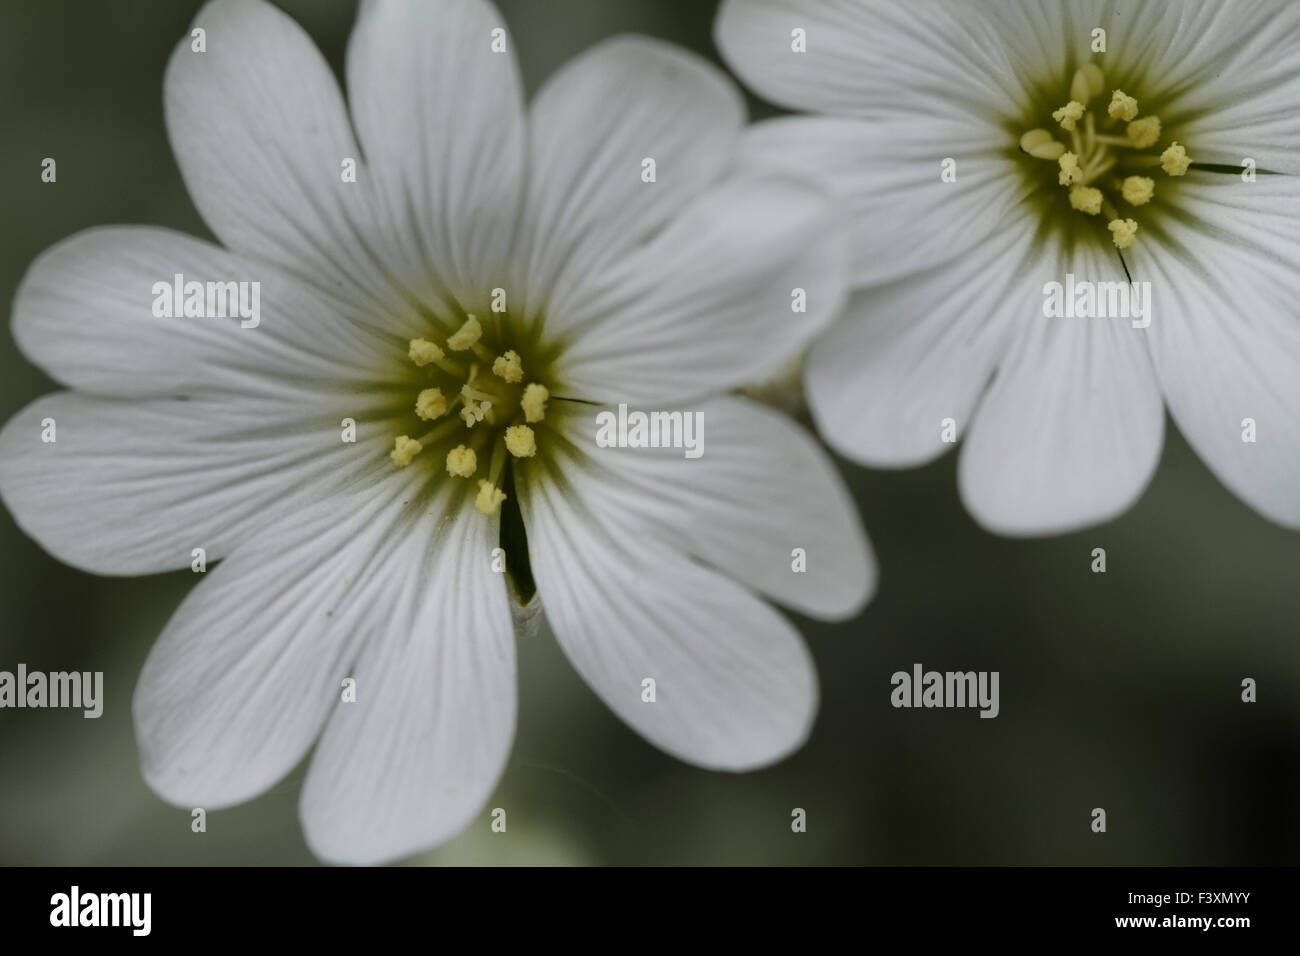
[1018,65,1193,251]
[388,314,553,516]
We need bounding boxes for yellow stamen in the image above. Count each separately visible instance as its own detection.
[1160,142,1191,176]
[1108,90,1139,122]
[408,338,444,368]
[1052,100,1086,132]
[460,380,495,403]
[415,387,447,421]
[1068,185,1104,216]
[1071,64,1104,103]
[445,444,477,478]
[521,383,549,423]
[447,315,483,352]
[475,479,507,516]
[390,435,422,467]
[1058,152,1084,186]
[1021,129,1052,151]
[460,397,491,427]
[1126,116,1162,149]
[1108,218,1139,250]
[1021,128,1067,161]
[1033,141,1067,161]
[1084,64,1105,97]
[492,350,524,383]
[1121,176,1155,206]
[504,424,536,458]
[1079,152,1116,183]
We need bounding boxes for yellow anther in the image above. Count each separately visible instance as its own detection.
[408,338,444,367]
[1032,141,1067,161]
[1021,129,1067,161]
[1108,90,1139,122]
[492,350,524,383]
[1051,100,1086,132]
[447,315,483,352]
[1121,176,1155,206]
[1071,64,1104,103]
[1021,129,1053,151]
[475,479,507,516]
[415,387,447,421]
[504,424,536,458]
[521,383,549,423]
[1083,64,1105,98]
[390,435,422,467]
[445,444,477,478]
[1160,142,1191,176]
[1069,185,1104,215]
[1126,116,1162,149]
[1108,218,1139,250]
[1058,152,1084,186]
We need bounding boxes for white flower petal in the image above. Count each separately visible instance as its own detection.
[549,171,848,404]
[300,485,515,866]
[715,0,1102,120]
[13,226,398,399]
[1132,174,1300,528]
[520,463,817,771]
[134,478,419,809]
[1105,1,1300,174]
[743,116,1021,286]
[0,391,394,575]
[805,226,1036,468]
[1176,27,1300,175]
[165,0,409,316]
[541,395,874,620]
[512,35,743,319]
[958,242,1165,536]
[346,0,526,307]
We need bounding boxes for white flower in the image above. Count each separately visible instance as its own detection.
[717,0,1300,534]
[0,0,875,864]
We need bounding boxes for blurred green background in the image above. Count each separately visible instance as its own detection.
[1,0,1298,866]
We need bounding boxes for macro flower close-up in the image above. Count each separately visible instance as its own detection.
[3,0,1300,907]
[0,0,873,864]
[717,0,1300,535]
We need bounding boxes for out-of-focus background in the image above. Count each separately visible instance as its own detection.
[1,0,1297,866]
